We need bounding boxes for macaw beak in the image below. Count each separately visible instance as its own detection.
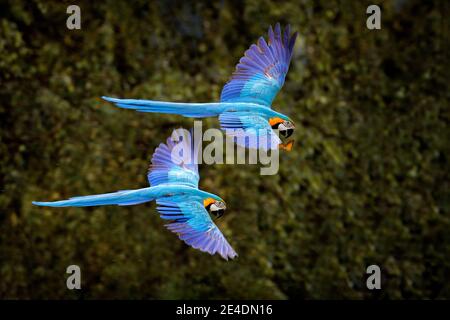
[280,128,294,138]
[210,201,226,219]
[278,121,295,139]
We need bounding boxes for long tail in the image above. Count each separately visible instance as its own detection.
[102,96,228,118]
[32,188,155,207]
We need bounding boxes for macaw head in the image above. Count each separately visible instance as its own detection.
[269,117,295,139]
[204,197,226,219]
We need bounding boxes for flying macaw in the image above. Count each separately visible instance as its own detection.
[102,23,297,151]
[32,129,237,260]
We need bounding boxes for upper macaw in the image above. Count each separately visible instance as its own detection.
[102,23,297,151]
[32,129,237,260]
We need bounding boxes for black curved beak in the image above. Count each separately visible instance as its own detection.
[280,128,294,138]
[213,209,224,220]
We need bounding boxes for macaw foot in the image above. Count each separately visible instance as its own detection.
[279,140,294,151]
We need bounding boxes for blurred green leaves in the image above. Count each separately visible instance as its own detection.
[0,0,448,299]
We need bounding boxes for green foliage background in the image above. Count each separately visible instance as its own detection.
[0,0,448,299]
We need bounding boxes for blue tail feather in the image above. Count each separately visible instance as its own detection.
[102,96,226,118]
[32,188,155,208]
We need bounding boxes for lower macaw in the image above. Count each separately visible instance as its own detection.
[32,129,237,260]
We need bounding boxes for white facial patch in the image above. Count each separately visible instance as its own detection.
[278,123,288,131]
[210,201,226,211]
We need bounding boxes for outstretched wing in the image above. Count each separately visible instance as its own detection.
[219,111,281,150]
[220,23,297,107]
[148,128,200,188]
[157,196,237,260]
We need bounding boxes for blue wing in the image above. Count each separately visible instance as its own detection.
[157,196,237,260]
[148,128,200,188]
[219,111,281,150]
[220,23,297,107]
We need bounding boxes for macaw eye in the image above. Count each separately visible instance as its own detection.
[284,121,295,129]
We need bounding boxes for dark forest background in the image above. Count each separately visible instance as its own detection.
[0,0,449,299]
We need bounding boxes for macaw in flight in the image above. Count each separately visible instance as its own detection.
[32,129,238,260]
[103,23,297,151]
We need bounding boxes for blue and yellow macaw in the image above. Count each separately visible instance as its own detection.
[103,23,297,151]
[32,129,237,260]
